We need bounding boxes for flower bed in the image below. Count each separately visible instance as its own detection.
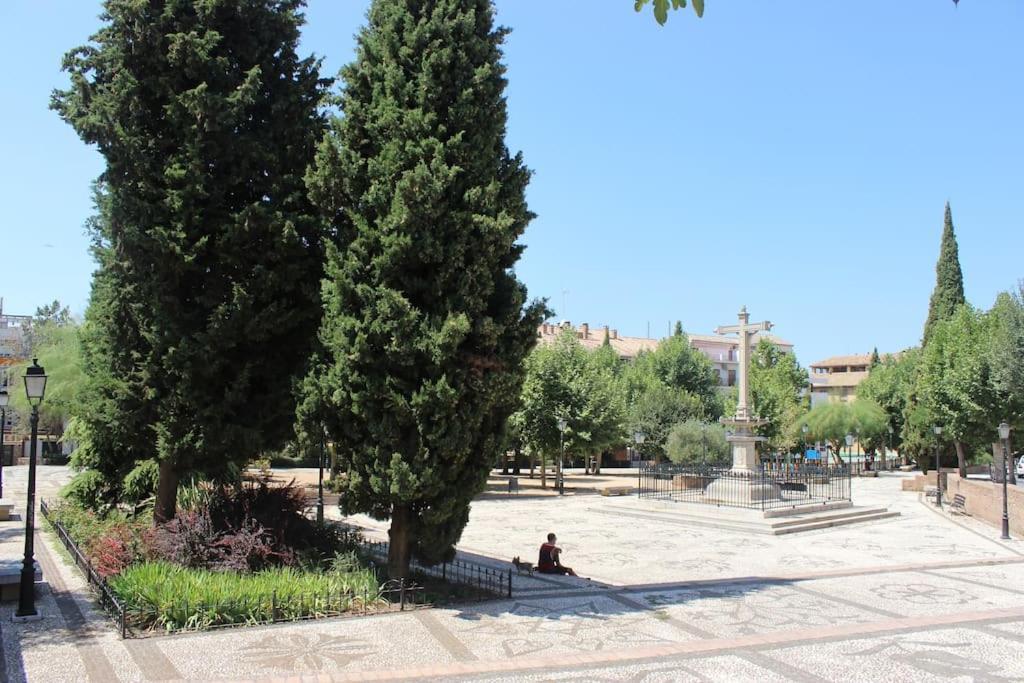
[41,479,422,635]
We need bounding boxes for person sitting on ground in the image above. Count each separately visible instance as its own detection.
[537,532,577,576]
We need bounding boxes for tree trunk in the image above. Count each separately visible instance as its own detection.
[528,452,534,478]
[540,453,547,488]
[153,459,180,524]
[501,453,509,475]
[388,504,413,579]
[512,446,521,475]
[954,441,968,478]
[594,451,602,475]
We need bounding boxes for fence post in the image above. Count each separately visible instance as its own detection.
[271,591,278,621]
[399,579,406,611]
[507,569,512,598]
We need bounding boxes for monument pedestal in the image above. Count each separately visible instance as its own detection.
[705,424,783,505]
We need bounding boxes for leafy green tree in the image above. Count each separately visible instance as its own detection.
[917,305,998,476]
[308,0,545,579]
[519,332,624,482]
[53,0,328,521]
[635,333,721,420]
[805,400,885,464]
[989,285,1024,431]
[627,380,701,462]
[8,322,83,436]
[673,320,684,337]
[634,0,704,25]
[922,202,966,346]
[749,339,808,451]
[857,349,920,457]
[870,347,881,368]
[666,420,728,465]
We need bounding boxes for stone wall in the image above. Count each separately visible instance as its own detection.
[943,473,1024,534]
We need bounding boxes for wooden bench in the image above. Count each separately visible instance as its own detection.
[924,487,940,502]
[600,486,633,497]
[950,494,968,515]
[0,560,41,602]
[0,499,15,522]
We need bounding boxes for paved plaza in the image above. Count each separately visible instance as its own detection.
[2,466,1024,681]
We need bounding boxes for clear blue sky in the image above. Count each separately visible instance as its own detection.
[2,1,1022,366]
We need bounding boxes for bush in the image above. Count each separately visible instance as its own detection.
[110,557,381,631]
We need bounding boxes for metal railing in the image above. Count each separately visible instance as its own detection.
[637,463,851,510]
[39,499,426,637]
[359,540,512,600]
[40,499,130,637]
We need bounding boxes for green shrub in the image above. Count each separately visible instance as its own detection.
[110,556,382,631]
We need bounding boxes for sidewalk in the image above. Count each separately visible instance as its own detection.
[2,468,1024,682]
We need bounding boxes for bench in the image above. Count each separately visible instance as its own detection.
[950,494,968,515]
[924,487,940,501]
[0,499,14,522]
[0,560,42,602]
[780,482,807,493]
[600,486,633,497]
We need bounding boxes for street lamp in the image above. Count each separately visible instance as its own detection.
[633,430,645,497]
[557,418,570,493]
[933,425,943,509]
[701,423,707,465]
[0,386,8,499]
[886,424,894,470]
[999,422,1012,540]
[801,424,809,468]
[844,433,854,468]
[316,430,326,524]
[16,359,46,620]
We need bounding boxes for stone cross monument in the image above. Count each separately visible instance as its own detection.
[706,306,783,503]
[715,305,771,425]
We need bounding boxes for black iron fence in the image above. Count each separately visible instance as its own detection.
[359,540,512,600]
[40,499,130,637]
[637,463,851,510]
[40,499,426,638]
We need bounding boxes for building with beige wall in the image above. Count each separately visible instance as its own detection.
[536,322,794,389]
[808,354,872,405]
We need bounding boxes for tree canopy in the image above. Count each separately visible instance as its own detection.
[923,203,966,346]
[307,0,545,579]
[52,0,329,520]
[666,419,728,465]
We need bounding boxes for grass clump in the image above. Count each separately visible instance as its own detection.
[110,554,382,632]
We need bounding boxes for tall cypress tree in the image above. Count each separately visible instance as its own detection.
[922,202,966,346]
[307,0,544,578]
[53,0,328,520]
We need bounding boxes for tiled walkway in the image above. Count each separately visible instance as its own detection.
[2,467,1023,682]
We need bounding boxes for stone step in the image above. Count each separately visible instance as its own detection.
[771,510,901,535]
[767,506,893,529]
[593,502,900,536]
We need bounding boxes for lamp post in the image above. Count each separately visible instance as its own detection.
[0,387,8,499]
[886,424,894,470]
[316,430,326,524]
[933,425,943,509]
[701,423,707,465]
[16,359,46,620]
[801,424,809,468]
[557,418,567,496]
[633,430,645,496]
[999,422,1012,540]
[844,433,854,469]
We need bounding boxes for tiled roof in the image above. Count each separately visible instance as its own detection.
[810,354,874,369]
[536,324,793,360]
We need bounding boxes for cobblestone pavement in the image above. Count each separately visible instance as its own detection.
[2,466,1023,682]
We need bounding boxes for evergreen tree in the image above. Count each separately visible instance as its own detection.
[673,320,684,337]
[922,202,966,346]
[308,0,545,578]
[53,0,328,520]
[870,347,881,368]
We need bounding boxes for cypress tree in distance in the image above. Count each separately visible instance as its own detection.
[922,202,966,346]
[52,0,328,521]
[307,0,545,578]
